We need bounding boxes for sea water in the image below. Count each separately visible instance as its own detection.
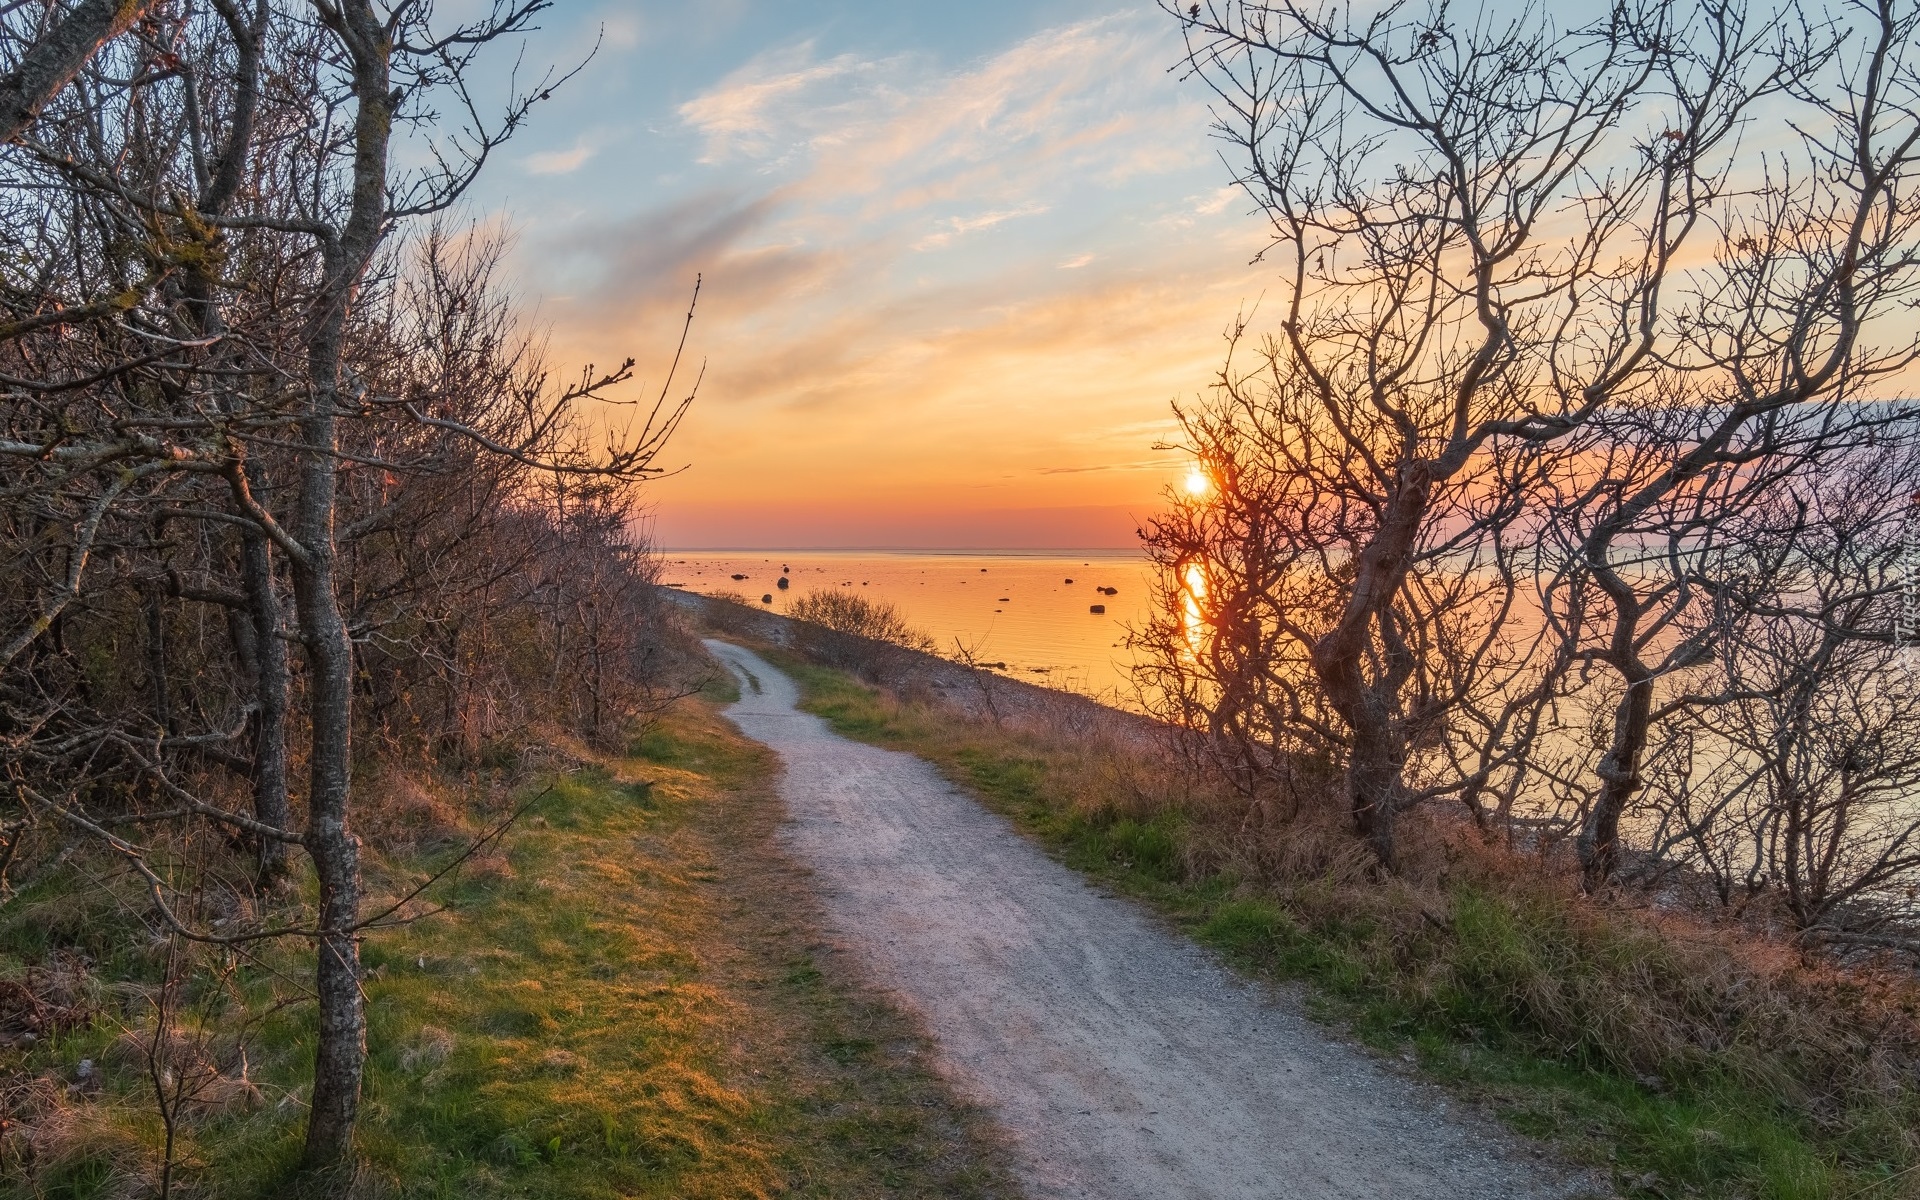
[662,549,1156,702]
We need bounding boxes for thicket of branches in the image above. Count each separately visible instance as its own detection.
[0,0,696,1175]
[1143,0,1920,944]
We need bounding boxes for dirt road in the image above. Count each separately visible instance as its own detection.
[707,640,1604,1200]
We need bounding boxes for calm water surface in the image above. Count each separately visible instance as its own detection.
[664,549,1156,701]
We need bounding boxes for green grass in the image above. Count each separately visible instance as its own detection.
[771,652,1920,1200]
[0,701,1012,1199]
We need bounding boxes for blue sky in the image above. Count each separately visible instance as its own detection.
[454,0,1270,547]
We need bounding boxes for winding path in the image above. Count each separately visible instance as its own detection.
[707,640,1601,1200]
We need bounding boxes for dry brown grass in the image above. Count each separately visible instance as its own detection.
[2,1079,157,1198]
[357,766,470,854]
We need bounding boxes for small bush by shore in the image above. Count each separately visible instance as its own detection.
[784,590,936,681]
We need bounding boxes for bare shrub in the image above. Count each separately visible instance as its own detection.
[945,636,1010,726]
[787,589,935,682]
[357,768,468,856]
[1627,434,1920,932]
[788,589,934,647]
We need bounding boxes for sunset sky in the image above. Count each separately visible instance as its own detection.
[460,0,1271,548]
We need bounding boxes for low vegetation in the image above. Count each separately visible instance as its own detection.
[762,646,1920,1200]
[0,694,1013,1198]
[783,592,936,678]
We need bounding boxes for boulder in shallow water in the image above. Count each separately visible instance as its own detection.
[1089,604,1106,614]
[731,573,748,580]
[777,576,790,589]
[761,594,773,604]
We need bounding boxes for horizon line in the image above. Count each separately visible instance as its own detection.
[658,545,1145,555]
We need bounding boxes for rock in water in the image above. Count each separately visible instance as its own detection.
[1090,604,1106,614]
[777,577,790,590]
[761,594,773,604]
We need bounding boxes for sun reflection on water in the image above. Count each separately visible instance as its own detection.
[1182,562,1208,657]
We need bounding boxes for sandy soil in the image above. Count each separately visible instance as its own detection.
[706,640,1608,1200]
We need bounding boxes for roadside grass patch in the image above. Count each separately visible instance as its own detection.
[769,652,1920,1200]
[0,700,1013,1198]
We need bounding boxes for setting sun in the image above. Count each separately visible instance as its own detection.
[1183,469,1211,496]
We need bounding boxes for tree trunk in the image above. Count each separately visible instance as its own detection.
[1775,652,1829,929]
[293,411,364,1170]
[1578,669,1653,888]
[300,692,362,1169]
[1346,706,1404,868]
[296,2,392,1167]
[0,0,157,142]
[240,530,291,885]
[175,0,274,878]
[143,578,173,735]
[292,382,363,1166]
[1311,471,1432,868]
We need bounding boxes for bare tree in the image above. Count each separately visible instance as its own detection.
[949,635,1010,727]
[1537,0,1920,887]
[1627,427,1920,930]
[1157,0,1809,865]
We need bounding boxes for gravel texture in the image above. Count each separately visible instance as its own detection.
[707,639,1609,1200]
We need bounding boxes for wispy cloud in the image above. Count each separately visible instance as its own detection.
[1039,459,1182,475]
[673,14,1204,207]
[678,43,881,163]
[524,138,598,176]
[519,7,1261,545]
[598,10,644,51]
[913,202,1051,251]
[1194,186,1239,215]
[1155,185,1245,229]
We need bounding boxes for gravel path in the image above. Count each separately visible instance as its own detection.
[707,640,1605,1200]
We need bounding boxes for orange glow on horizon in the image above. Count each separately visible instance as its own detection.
[492,4,1279,551]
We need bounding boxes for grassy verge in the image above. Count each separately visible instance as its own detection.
[764,649,1920,1200]
[1,694,1014,1199]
